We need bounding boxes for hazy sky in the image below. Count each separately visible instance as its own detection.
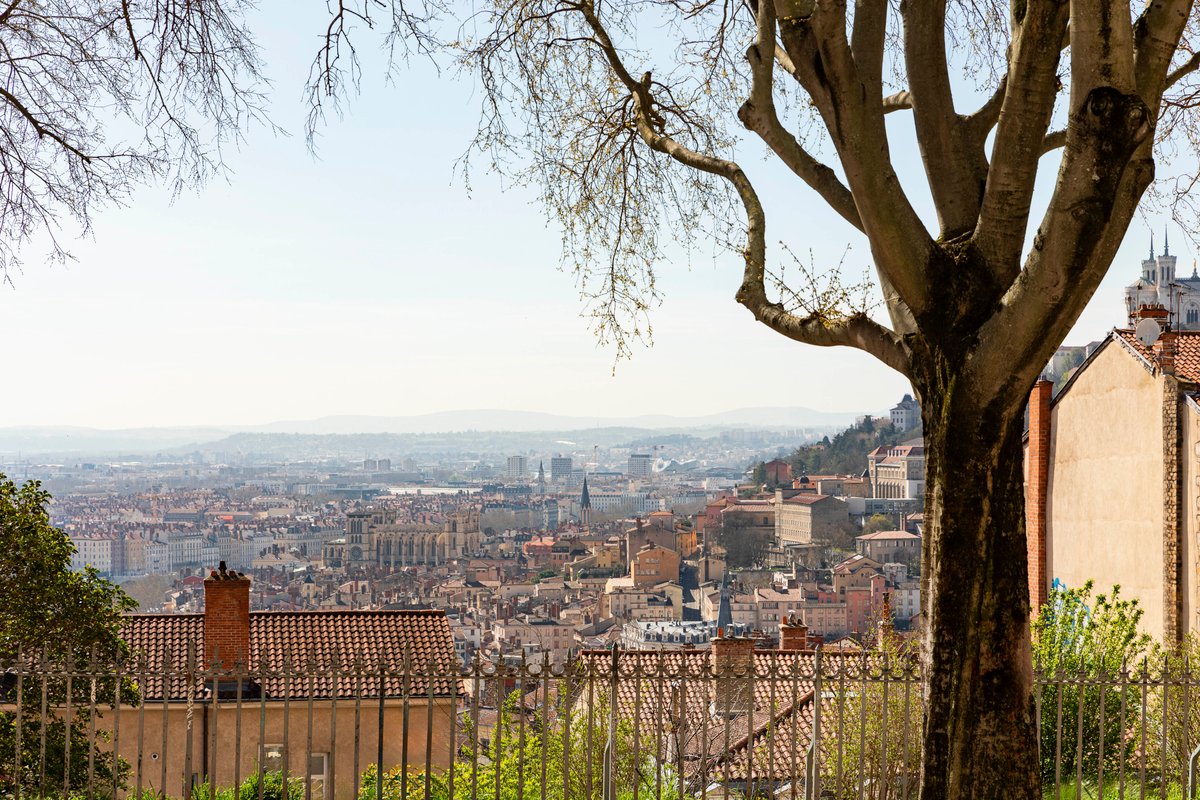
[0,3,1171,429]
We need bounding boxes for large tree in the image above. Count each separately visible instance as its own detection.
[307,0,1200,797]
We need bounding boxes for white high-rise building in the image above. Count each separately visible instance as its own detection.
[628,453,654,478]
[550,455,573,482]
[506,455,528,480]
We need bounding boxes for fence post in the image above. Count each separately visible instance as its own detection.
[603,646,620,800]
[1189,743,1200,798]
[806,646,823,800]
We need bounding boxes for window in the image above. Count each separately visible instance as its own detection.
[1187,307,1199,325]
[262,744,286,777]
[308,754,329,800]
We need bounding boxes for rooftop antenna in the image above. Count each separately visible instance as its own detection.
[1136,317,1162,348]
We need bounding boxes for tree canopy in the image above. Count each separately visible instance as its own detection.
[0,0,269,279]
[0,475,138,796]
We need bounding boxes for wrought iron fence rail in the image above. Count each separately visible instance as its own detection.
[2,650,1200,800]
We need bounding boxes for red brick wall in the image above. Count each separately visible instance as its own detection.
[1026,380,1053,613]
[711,634,756,713]
[204,566,251,670]
[779,619,809,651]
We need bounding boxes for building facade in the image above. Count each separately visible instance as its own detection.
[867,440,926,500]
[1025,327,1200,643]
[889,394,920,431]
[1124,234,1200,331]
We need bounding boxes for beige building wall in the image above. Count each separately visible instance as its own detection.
[107,699,457,800]
[1183,400,1200,632]
[1047,343,1166,637]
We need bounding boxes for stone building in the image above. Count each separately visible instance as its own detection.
[866,440,926,500]
[1025,326,1200,643]
[324,509,482,569]
[889,394,920,431]
[1124,233,1200,330]
[773,492,849,546]
[630,542,682,588]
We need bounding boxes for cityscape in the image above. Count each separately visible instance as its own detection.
[3,3,1200,799]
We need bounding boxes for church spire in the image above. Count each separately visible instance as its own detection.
[1165,227,1171,257]
[580,475,591,529]
[1151,231,1156,261]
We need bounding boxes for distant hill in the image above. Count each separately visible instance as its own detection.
[0,406,872,457]
[247,407,864,435]
[788,416,922,476]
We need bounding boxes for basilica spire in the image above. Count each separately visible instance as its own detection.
[1165,227,1171,257]
[1151,232,1156,260]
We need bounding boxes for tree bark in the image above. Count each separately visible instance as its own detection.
[915,368,1039,799]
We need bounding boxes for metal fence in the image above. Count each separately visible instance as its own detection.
[3,648,1200,800]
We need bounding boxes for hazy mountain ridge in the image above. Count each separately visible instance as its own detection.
[0,406,869,457]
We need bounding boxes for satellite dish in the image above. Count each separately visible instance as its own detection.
[1135,317,1162,348]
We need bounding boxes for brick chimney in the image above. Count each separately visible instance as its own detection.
[779,615,809,651]
[711,628,756,716]
[204,561,251,670]
[1154,330,1178,375]
[1025,380,1052,613]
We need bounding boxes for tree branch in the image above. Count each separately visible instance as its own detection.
[738,1,862,230]
[0,0,22,27]
[1040,128,1066,153]
[882,90,912,114]
[901,0,984,238]
[577,0,910,373]
[973,0,1069,286]
[737,297,914,375]
[977,93,1153,398]
[775,0,934,319]
[0,84,91,162]
[1165,51,1200,90]
[1134,0,1192,103]
[964,74,1008,137]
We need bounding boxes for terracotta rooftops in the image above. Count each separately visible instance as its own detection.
[781,493,834,505]
[855,530,920,541]
[121,609,459,701]
[1114,328,1200,382]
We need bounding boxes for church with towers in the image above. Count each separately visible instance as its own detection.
[1125,231,1200,329]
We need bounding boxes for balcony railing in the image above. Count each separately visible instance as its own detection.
[2,647,1199,800]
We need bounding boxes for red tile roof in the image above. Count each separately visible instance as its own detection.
[121,610,459,700]
[782,494,834,505]
[1114,328,1200,382]
[576,650,904,782]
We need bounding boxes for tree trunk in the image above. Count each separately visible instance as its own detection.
[915,376,1040,800]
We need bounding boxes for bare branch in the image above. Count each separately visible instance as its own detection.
[0,0,271,279]
[1166,50,1200,89]
[964,73,1008,136]
[973,0,1069,284]
[738,0,861,230]
[776,0,934,318]
[1134,0,1193,102]
[882,91,912,114]
[1040,128,1066,153]
[901,0,985,238]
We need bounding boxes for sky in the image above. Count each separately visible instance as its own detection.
[0,3,1173,429]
